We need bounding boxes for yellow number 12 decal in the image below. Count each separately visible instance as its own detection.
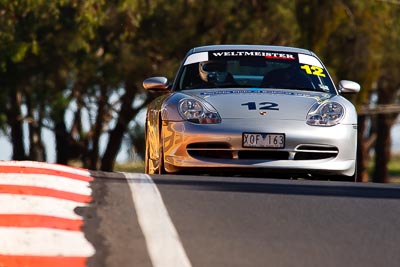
[300,65,326,77]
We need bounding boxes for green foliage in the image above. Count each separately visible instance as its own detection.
[295,0,391,104]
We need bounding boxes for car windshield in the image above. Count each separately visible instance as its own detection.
[176,50,336,94]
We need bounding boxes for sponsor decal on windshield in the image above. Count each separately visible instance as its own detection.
[298,54,323,68]
[210,51,296,60]
[184,52,208,65]
[199,89,330,99]
[183,50,323,69]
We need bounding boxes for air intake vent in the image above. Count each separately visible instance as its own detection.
[187,143,233,159]
[294,145,338,160]
[238,150,289,160]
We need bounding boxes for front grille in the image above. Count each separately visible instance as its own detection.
[186,143,339,161]
[187,143,231,149]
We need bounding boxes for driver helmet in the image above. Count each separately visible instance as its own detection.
[199,61,228,83]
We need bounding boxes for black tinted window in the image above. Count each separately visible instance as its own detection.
[177,51,336,94]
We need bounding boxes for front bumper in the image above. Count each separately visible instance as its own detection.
[161,119,357,176]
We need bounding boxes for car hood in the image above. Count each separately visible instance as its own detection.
[183,88,334,120]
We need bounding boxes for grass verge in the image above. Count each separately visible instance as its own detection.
[115,161,145,173]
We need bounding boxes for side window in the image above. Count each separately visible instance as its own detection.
[179,64,202,89]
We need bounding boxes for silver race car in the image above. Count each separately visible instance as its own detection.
[143,45,360,180]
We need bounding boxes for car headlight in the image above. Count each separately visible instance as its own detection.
[306,101,345,126]
[178,99,221,124]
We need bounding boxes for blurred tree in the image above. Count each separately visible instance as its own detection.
[295,0,392,182]
[0,0,143,169]
[0,0,100,161]
[373,2,400,183]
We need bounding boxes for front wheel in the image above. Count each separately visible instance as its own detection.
[144,127,165,175]
[144,132,151,174]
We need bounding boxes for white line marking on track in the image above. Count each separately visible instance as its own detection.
[0,173,92,196]
[0,227,95,256]
[124,173,192,267]
[0,194,88,220]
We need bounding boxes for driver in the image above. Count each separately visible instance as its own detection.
[199,61,229,83]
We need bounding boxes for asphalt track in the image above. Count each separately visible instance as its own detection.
[2,162,400,267]
[87,172,400,267]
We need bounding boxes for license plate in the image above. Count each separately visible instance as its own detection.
[242,133,285,148]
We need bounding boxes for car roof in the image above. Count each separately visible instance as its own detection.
[190,44,315,56]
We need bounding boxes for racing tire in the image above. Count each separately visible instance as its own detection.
[144,131,165,174]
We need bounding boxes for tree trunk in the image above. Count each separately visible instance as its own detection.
[7,88,27,160]
[357,115,370,182]
[101,119,125,172]
[54,116,69,165]
[27,96,46,162]
[29,129,46,162]
[100,88,136,172]
[88,83,107,170]
[373,76,399,183]
[373,113,393,183]
[100,85,152,172]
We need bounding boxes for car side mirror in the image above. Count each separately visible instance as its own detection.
[338,80,361,94]
[143,77,171,92]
